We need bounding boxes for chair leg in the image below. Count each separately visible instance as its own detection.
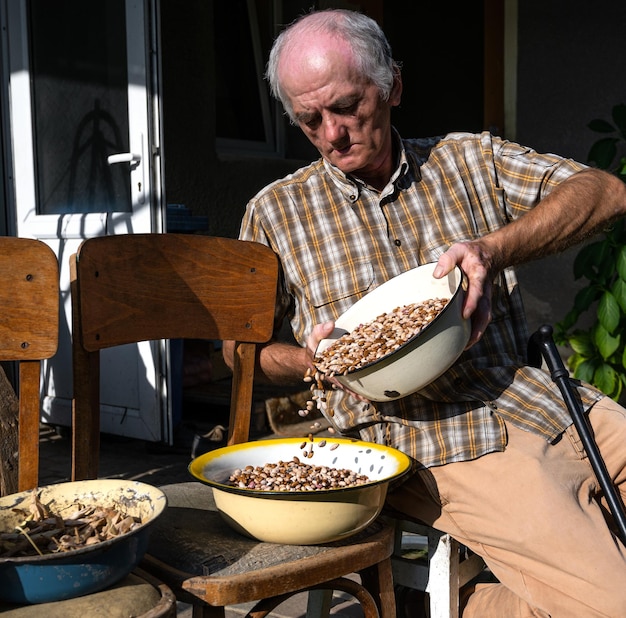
[426,530,460,618]
[306,590,332,617]
[360,557,397,617]
[192,602,225,618]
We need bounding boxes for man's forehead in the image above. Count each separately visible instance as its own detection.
[279,30,356,77]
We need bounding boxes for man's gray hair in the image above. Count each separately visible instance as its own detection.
[266,9,400,122]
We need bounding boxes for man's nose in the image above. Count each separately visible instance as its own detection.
[322,114,346,143]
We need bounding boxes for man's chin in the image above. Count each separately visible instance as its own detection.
[327,153,362,174]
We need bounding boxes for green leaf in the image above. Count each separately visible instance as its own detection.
[612,277,626,313]
[567,330,595,356]
[612,377,623,401]
[574,359,597,383]
[601,331,621,360]
[555,312,577,335]
[598,291,621,332]
[606,219,626,245]
[593,323,621,359]
[556,315,578,337]
[612,103,626,139]
[594,363,618,397]
[588,119,616,133]
[588,137,619,169]
[572,241,605,280]
[572,285,599,315]
[566,352,586,373]
[617,246,626,281]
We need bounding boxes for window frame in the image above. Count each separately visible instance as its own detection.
[215,0,283,157]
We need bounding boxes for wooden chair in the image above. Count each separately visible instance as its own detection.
[0,237,58,494]
[0,236,176,617]
[70,233,397,617]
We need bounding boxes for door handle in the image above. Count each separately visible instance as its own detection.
[107,152,142,165]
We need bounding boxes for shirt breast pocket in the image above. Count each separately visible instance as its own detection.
[304,262,375,322]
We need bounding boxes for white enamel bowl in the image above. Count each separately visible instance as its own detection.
[316,263,470,402]
[189,437,412,545]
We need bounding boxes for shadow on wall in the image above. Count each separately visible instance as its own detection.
[517,244,595,336]
[207,156,311,238]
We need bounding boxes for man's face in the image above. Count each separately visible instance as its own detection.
[279,36,400,185]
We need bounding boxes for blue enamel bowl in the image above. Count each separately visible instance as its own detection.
[0,480,166,604]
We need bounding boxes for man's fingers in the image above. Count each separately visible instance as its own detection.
[433,250,457,278]
[306,321,335,357]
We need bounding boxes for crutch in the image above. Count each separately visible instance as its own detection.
[529,324,626,546]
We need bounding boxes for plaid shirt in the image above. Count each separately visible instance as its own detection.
[239,131,602,467]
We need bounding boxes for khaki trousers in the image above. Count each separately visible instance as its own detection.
[386,397,626,617]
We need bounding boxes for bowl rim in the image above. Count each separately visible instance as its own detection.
[0,479,167,564]
[316,263,467,377]
[188,437,413,497]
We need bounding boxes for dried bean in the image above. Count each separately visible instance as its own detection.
[314,299,449,377]
[228,457,370,491]
[297,299,449,424]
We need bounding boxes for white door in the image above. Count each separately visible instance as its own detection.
[2,0,170,443]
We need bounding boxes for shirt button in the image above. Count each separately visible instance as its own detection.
[349,194,356,201]
[394,239,402,246]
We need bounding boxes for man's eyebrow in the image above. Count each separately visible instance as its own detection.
[295,110,318,124]
[331,94,359,108]
[294,93,362,123]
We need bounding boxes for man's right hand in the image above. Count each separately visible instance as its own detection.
[306,320,370,402]
[305,321,337,367]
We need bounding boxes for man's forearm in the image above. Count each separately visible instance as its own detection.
[484,168,626,272]
[435,168,626,341]
[256,341,311,384]
[223,339,310,386]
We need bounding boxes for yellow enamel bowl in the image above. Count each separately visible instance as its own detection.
[189,437,412,545]
[316,263,470,402]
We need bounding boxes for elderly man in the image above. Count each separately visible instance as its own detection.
[224,8,626,616]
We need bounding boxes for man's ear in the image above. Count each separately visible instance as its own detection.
[390,69,403,107]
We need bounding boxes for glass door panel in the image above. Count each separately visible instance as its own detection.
[28,0,132,215]
[4,0,166,443]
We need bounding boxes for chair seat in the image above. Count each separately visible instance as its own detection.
[0,568,176,617]
[143,482,395,609]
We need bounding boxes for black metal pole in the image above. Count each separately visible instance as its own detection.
[530,324,626,546]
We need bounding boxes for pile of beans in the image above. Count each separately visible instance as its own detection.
[228,456,371,492]
[313,298,449,377]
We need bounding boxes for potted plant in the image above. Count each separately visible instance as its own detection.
[555,104,626,400]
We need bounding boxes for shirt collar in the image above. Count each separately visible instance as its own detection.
[322,127,410,201]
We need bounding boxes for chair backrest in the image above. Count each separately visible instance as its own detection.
[0,237,59,493]
[70,233,278,480]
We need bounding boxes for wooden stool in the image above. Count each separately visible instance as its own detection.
[0,568,176,617]
[386,514,486,618]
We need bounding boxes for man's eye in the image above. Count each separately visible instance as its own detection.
[303,117,321,129]
[335,103,358,115]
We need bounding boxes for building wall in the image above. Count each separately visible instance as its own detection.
[515,0,626,333]
[160,1,625,333]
